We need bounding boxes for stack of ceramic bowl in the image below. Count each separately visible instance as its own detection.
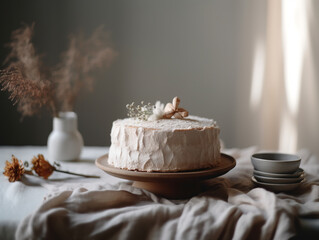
[251,153,305,192]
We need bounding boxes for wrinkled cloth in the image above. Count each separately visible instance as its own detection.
[14,147,319,240]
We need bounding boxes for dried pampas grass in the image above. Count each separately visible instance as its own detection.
[0,23,117,117]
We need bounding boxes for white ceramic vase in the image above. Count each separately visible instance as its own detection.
[47,112,84,162]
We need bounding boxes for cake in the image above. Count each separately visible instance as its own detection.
[108,97,221,172]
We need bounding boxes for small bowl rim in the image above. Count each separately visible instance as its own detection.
[253,174,304,182]
[251,152,301,162]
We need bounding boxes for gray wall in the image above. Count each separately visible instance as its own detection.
[1,1,318,158]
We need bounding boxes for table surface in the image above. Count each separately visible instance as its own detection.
[0,146,119,239]
[1,146,319,240]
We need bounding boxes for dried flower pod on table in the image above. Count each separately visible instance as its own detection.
[31,154,55,179]
[3,154,100,182]
[3,155,25,182]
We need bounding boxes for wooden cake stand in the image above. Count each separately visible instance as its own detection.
[96,153,236,199]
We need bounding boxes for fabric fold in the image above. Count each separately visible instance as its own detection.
[15,147,319,240]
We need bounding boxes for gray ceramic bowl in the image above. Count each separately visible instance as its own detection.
[251,153,301,174]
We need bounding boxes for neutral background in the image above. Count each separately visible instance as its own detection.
[0,0,318,158]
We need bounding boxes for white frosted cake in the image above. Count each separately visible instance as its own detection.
[108,114,221,172]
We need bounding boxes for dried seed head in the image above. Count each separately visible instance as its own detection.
[31,154,55,179]
[3,155,25,182]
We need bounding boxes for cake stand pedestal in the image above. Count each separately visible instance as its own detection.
[96,153,236,199]
[132,180,203,199]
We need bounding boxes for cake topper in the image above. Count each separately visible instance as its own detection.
[163,97,189,119]
[148,101,165,121]
[126,96,189,121]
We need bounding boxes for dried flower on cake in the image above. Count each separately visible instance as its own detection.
[164,97,189,119]
[3,155,25,182]
[126,101,154,120]
[126,97,189,121]
[148,101,165,121]
[31,154,55,179]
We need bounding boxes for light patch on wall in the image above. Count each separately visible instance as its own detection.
[279,0,308,153]
[282,0,307,116]
[279,112,298,153]
[250,40,265,109]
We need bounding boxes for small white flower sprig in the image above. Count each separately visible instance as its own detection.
[126,101,154,121]
[126,97,189,121]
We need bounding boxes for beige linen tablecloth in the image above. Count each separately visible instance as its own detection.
[1,147,318,240]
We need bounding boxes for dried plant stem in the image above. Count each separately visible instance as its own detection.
[50,100,58,117]
[54,168,100,178]
[24,170,33,175]
[0,24,116,118]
